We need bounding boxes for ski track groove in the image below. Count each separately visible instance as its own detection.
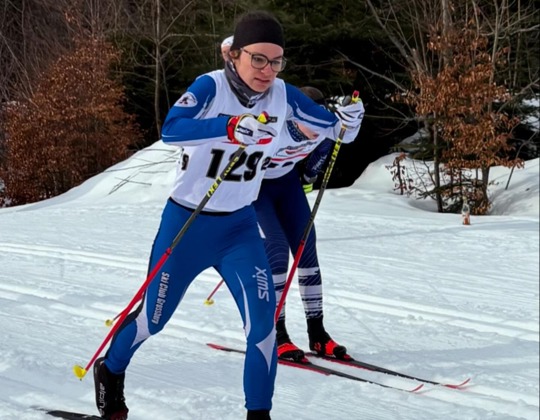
[3,289,537,418]
[329,290,538,342]
[4,264,537,414]
[1,237,537,418]
[0,243,147,272]
[419,386,539,419]
[6,296,537,411]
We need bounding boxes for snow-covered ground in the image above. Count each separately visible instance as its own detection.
[0,143,538,420]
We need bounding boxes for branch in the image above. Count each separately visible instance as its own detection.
[497,78,540,113]
[365,0,418,71]
[335,50,408,93]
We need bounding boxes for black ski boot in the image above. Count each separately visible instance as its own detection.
[307,316,349,360]
[247,409,271,420]
[93,357,129,420]
[276,319,306,363]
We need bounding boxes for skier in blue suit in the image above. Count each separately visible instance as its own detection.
[254,86,364,363]
[92,11,364,420]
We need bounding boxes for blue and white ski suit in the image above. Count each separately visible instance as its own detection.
[254,126,335,323]
[103,69,343,411]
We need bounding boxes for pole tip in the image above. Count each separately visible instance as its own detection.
[204,299,215,306]
[73,365,87,380]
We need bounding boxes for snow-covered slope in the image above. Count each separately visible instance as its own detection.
[0,145,538,419]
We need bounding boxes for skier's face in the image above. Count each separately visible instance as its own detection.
[233,43,285,93]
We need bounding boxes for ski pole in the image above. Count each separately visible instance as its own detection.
[204,278,225,305]
[274,92,359,322]
[203,93,361,308]
[105,114,273,323]
[74,113,269,380]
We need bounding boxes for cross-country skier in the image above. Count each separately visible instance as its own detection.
[93,11,364,420]
[254,86,364,363]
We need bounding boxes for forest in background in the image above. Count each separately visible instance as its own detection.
[0,0,538,211]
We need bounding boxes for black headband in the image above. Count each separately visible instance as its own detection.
[231,14,284,50]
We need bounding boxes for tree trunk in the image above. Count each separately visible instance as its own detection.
[153,0,162,138]
[428,117,443,213]
[481,166,491,212]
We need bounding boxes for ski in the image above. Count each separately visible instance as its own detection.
[38,408,101,419]
[307,352,471,389]
[207,343,423,392]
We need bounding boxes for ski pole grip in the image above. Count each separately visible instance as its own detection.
[341,91,359,107]
[257,111,269,124]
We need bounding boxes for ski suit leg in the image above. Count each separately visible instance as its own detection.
[260,171,324,320]
[254,180,290,321]
[105,200,215,373]
[281,175,323,320]
[215,206,277,411]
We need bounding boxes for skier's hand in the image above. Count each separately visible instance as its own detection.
[335,91,364,144]
[303,183,314,194]
[227,113,277,146]
[336,100,364,131]
[301,173,316,194]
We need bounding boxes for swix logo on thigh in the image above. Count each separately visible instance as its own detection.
[253,266,269,301]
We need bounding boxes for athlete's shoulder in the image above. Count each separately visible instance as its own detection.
[171,71,228,112]
[284,82,304,101]
[199,69,225,83]
[188,73,219,98]
[284,83,337,126]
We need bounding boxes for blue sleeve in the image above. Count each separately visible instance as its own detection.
[161,75,230,145]
[303,139,334,179]
[285,83,338,130]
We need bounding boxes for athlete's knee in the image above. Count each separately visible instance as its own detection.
[146,303,169,335]
[246,308,275,342]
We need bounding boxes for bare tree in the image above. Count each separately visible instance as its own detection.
[0,0,76,102]
[104,0,230,140]
[363,0,538,213]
